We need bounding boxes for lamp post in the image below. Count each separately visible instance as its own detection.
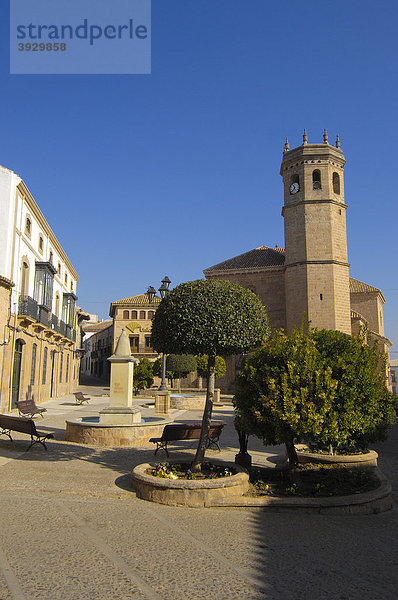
[147,276,171,391]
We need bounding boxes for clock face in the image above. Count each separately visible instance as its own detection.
[290,182,300,195]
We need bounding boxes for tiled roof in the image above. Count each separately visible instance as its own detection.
[349,278,381,294]
[111,294,162,306]
[204,246,286,273]
[82,320,113,332]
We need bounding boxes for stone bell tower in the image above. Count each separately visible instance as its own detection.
[280,129,351,334]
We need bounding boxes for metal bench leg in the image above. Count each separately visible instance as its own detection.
[154,441,169,457]
[0,429,13,442]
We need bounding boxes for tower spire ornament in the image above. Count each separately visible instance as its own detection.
[283,137,290,153]
[323,128,329,143]
[336,133,341,148]
[303,128,308,144]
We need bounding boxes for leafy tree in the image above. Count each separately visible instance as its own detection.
[166,354,197,388]
[133,358,154,395]
[196,355,226,380]
[151,279,270,470]
[234,327,397,466]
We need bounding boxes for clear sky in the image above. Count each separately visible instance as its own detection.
[1,1,398,353]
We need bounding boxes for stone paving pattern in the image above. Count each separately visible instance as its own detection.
[0,383,397,599]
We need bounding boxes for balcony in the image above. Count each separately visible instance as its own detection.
[18,296,39,322]
[18,295,76,341]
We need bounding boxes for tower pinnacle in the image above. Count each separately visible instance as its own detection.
[283,137,290,153]
[323,128,328,143]
[336,134,341,148]
[303,128,308,144]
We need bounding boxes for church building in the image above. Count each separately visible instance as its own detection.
[204,131,390,390]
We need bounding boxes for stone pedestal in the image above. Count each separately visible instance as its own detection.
[99,328,138,426]
[155,392,170,415]
[214,388,221,403]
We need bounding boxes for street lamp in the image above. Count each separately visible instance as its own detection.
[147,276,171,391]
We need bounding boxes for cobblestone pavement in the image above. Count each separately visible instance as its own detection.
[0,384,397,599]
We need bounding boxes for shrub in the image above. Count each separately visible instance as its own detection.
[234,327,397,465]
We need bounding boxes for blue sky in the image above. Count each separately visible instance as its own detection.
[2,1,398,352]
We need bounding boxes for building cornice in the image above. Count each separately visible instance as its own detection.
[17,180,78,281]
[0,275,14,289]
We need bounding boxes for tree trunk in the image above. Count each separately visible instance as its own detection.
[285,438,298,467]
[191,350,216,472]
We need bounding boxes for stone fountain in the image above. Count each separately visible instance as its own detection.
[65,329,173,447]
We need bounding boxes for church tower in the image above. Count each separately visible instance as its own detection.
[280,129,351,334]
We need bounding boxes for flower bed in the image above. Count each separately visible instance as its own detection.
[131,460,249,507]
[247,464,380,498]
[294,444,378,468]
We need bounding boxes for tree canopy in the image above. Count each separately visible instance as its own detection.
[234,327,397,465]
[196,355,226,380]
[133,358,154,394]
[151,279,270,357]
[151,279,270,470]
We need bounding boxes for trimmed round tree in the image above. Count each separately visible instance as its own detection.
[151,279,270,470]
[234,327,397,466]
[166,354,197,389]
[133,358,154,395]
[196,355,226,382]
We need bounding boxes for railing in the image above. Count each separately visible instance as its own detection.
[18,295,76,341]
[18,296,39,320]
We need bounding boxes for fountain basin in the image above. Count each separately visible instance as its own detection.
[65,415,173,447]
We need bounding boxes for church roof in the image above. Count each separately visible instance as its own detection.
[349,278,381,295]
[204,246,286,273]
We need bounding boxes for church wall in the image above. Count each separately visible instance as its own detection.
[205,268,286,331]
[285,264,308,332]
[350,292,384,337]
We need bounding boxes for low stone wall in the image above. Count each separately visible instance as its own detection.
[65,418,172,447]
[170,396,206,410]
[295,445,378,468]
[131,462,249,508]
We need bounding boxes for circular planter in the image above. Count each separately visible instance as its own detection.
[295,444,378,468]
[65,416,173,447]
[131,462,249,507]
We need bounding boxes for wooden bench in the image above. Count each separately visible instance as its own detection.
[17,399,47,419]
[0,414,54,451]
[73,392,90,405]
[149,422,226,457]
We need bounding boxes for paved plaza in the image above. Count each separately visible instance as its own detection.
[0,383,397,599]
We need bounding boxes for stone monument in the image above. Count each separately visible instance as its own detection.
[99,328,141,425]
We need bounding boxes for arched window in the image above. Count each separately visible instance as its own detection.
[132,311,137,319]
[139,311,146,320]
[64,273,68,285]
[21,259,30,298]
[38,235,44,253]
[123,310,129,319]
[25,216,31,236]
[148,310,155,320]
[57,262,61,275]
[66,354,69,382]
[49,251,53,264]
[30,343,37,386]
[312,170,321,190]
[333,172,340,194]
[291,174,299,185]
[55,293,60,318]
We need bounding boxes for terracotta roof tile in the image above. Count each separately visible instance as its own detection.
[204,246,286,273]
[111,293,161,307]
[349,278,381,294]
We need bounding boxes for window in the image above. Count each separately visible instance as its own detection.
[62,293,76,326]
[123,310,130,319]
[139,311,146,320]
[145,336,152,349]
[38,235,44,253]
[312,169,321,190]
[55,293,60,318]
[291,174,299,185]
[49,251,53,264]
[129,336,139,350]
[132,310,137,319]
[70,281,73,292]
[42,347,48,384]
[59,353,63,383]
[333,172,340,194]
[148,310,155,320]
[57,262,61,275]
[64,273,68,285]
[30,344,37,386]
[21,259,30,298]
[34,262,56,309]
[25,216,31,236]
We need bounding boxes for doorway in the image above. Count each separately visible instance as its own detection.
[11,340,24,408]
[50,350,56,398]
